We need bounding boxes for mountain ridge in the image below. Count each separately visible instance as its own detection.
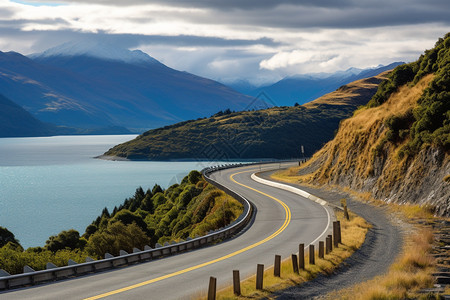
[102,72,389,160]
[0,93,52,138]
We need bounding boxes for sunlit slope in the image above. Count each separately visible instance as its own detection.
[296,33,450,215]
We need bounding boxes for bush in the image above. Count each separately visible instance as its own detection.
[45,229,86,252]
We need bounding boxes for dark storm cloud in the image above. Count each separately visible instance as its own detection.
[181,3,450,29]
[0,28,280,54]
[19,0,450,28]
[9,0,450,32]
[21,0,354,9]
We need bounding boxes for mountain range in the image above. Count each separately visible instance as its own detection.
[230,62,404,106]
[0,41,404,137]
[0,42,254,133]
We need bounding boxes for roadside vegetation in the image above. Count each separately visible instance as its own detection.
[205,210,370,299]
[0,171,243,275]
[368,32,450,156]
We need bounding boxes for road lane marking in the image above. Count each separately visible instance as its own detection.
[84,168,291,300]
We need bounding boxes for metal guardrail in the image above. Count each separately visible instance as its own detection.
[0,163,262,291]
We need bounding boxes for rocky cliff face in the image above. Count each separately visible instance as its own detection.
[300,74,449,216]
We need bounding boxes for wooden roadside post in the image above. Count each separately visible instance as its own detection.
[299,243,305,270]
[309,245,315,265]
[291,254,299,274]
[256,264,264,290]
[326,235,332,254]
[337,221,342,243]
[319,241,324,259]
[233,270,241,296]
[341,198,350,220]
[333,222,339,248]
[208,276,216,300]
[274,255,281,277]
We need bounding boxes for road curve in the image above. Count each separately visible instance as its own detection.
[1,163,333,300]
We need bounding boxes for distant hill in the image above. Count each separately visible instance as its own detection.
[234,62,404,106]
[0,42,255,132]
[0,93,52,137]
[294,33,450,216]
[102,72,389,160]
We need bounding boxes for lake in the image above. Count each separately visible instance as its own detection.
[0,135,230,248]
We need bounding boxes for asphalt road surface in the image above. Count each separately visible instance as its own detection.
[1,163,333,300]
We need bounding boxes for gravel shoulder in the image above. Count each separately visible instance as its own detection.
[258,170,404,299]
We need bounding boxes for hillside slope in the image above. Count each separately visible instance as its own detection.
[294,34,450,216]
[103,72,388,160]
[0,93,52,137]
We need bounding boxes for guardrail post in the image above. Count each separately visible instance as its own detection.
[333,222,339,248]
[207,276,216,300]
[233,270,241,296]
[256,264,264,290]
[309,245,315,265]
[46,262,57,269]
[319,241,324,259]
[274,255,281,277]
[299,243,305,270]
[291,254,299,274]
[23,266,35,273]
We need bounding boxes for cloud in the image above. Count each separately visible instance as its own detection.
[0,0,449,84]
[14,0,354,10]
[259,50,327,70]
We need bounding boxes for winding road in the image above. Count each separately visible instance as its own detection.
[1,163,334,300]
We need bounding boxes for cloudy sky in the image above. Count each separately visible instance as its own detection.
[0,0,449,85]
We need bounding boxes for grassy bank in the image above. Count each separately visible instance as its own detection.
[198,210,370,299]
[326,228,436,299]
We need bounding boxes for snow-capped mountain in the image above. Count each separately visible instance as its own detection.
[31,41,159,64]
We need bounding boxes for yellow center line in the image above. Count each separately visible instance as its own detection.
[84,169,291,300]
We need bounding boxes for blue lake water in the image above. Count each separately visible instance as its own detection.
[0,135,229,248]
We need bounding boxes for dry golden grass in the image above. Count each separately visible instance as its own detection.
[197,211,370,300]
[277,74,436,187]
[327,228,436,300]
[303,72,389,109]
[444,174,450,183]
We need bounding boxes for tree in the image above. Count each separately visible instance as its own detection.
[0,226,20,248]
[152,184,163,195]
[45,229,86,252]
[109,209,148,234]
[140,193,154,213]
[86,221,150,257]
[188,170,202,185]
